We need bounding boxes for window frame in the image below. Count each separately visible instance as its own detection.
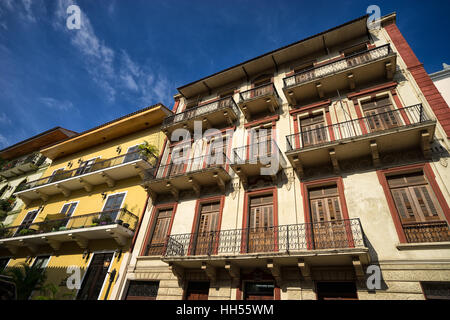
[376,163,450,243]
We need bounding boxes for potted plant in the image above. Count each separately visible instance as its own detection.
[115,219,123,225]
[123,223,130,229]
[99,215,113,225]
[138,141,158,161]
[18,228,35,236]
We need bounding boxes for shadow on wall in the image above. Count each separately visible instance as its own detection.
[362,232,389,292]
[0,265,87,300]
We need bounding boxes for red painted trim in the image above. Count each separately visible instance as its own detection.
[352,100,368,135]
[241,187,278,253]
[385,23,450,138]
[244,115,279,129]
[325,111,335,141]
[347,81,397,99]
[301,177,353,249]
[293,116,301,149]
[289,99,331,115]
[376,163,450,243]
[173,99,180,113]
[187,195,225,255]
[129,194,150,253]
[140,202,178,256]
[391,89,411,125]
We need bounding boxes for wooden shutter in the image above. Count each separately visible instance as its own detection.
[308,185,348,249]
[388,172,449,243]
[195,202,220,255]
[146,208,172,255]
[362,96,400,132]
[101,193,125,222]
[300,114,326,147]
[248,195,274,253]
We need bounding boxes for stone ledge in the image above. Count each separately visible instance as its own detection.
[396,241,450,250]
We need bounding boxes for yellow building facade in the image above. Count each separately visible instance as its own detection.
[0,104,171,300]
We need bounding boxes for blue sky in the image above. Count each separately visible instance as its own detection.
[0,0,449,149]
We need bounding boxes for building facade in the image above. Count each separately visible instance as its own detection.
[0,127,76,227]
[430,63,450,111]
[117,13,450,300]
[0,104,171,300]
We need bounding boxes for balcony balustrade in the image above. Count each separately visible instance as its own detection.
[238,83,281,120]
[143,154,232,201]
[402,221,450,243]
[0,208,138,253]
[285,104,436,175]
[161,96,239,135]
[283,44,396,104]
[231,141,286,187]
[0,153,46,178]
[164,218,365,257]
[14,151,157,203]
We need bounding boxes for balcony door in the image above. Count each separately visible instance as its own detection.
[15,209,39,236]
[250,127,272,160]
[123,145,140,163]
[60,202,77,227]
[388,172,449,242]
[100,193,125,222]
[194,202,220,255]
[252,77,271,98]
[145,208,173,255]
[308,185,349,249]
[247,195,274,253]
[76,158,98,176]
[299,114,327,147]
[361,96,401,132]
[76,252,113,300]
[169,147,186,176]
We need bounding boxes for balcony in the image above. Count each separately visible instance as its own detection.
[402,221,450,243]
[230,141,286,188]
[14,151,157,204]
[0,209,138,254]
[143,154,232,202]
[285,104,436,176]
[162,219,369,283]
[238,83,281,120]
[283,44,397,104]
[0,153,46,179]
[161,96,239,135]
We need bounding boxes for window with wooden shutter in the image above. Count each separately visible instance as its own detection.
[299,114,327,147]
[194,202,220,255]
[15,209,39,235]
[308,185,349,249]
[145,208,173,255]
[250,127,272,159]
[361,96,401,132]
[387,172,449,243]
[247,194,274,253]
[169,147,186,176]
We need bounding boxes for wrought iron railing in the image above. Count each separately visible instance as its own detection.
[233,140,285,166]
[161,96,239,129]
[15,151,157,193]
[283,44,393,88]
[403,221,450,243]
[286,104,432,151]
[152,153,230,180]
[163,218,365,257]
[0,208,138,240]
[0,153,46,173]
[239,83,279,103]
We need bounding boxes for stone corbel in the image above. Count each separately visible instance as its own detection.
[101,172,115,188]
[316,83,324,98]
[69,233,89,249]
[420,130,432,159]
[56,184,71,197]
[78,178,93,192]
[329,149,340,173]
[166,182,179,201]
[369,141,381,167]
[188,177,201,197]
[202,262,217,286]
[213,172,225,193]
[347,73,355,90]
[297,258,311,281]
[267,260,282,287]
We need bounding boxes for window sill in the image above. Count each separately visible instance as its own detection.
[396,241,450,250]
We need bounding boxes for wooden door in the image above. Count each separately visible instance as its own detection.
[146,208,172,255]
[101,193,125,222]
[362,96,401,132]
[185,281,209,300]
[169,147,186,176]
[60,202,77,227]
[300,114,327,147]
[76,252,113,300]
[388,172,449,242]
[194,202,220,255]
[309,186,349,249]
[247,195,274,253]
[250,128,272,160]
[244,282,274,300]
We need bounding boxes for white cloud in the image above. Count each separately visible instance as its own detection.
[0,112,11,125]
[39,97,75,111]
[0,134,8,149]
